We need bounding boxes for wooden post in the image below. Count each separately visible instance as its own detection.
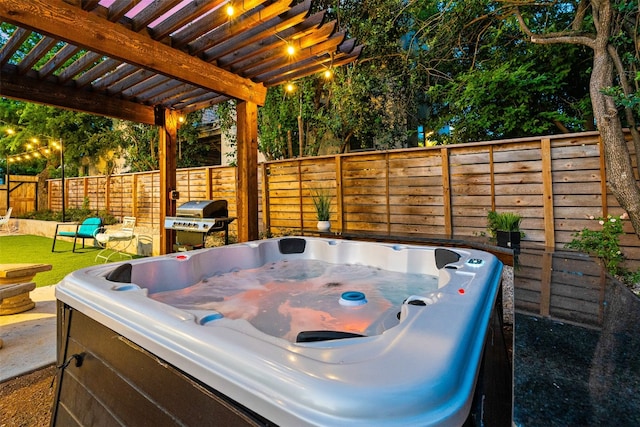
[260,163,270,234]
[541,138,555,247]
[157,106,177,254]
[298,161,304,230]
[206,167,213,199]
[489,146,495,211]
[298,115,304,157]
[336,156,343,232]
[598,135,608,217]
[105,176,111,215]
[441,148,452,236]
[236,101,259,242]
[132,174,138,219]
[385,153,390,234]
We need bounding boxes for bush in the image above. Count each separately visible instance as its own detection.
[17,208,119,225]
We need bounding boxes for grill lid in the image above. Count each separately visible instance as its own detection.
[176,200,228,218]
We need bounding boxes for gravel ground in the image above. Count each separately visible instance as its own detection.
[502,265,514,325]
[0,365,56,427]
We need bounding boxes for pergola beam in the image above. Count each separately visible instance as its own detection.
[0,65,156,124]
[0,0,267,105]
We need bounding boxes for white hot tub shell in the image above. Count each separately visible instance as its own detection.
[54,237,504,426]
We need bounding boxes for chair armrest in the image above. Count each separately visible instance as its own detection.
[54,222,81,235]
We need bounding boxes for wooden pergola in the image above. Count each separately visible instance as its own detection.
[0,0,361,253]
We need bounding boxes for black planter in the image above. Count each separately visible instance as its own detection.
[496,230,520,251]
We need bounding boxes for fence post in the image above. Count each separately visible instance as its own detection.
[297,161,303,230]
[598,135,608,218]
[260,163,270,235]
[129,174,136,219]
[541,138,555,247]
[104,176,110,215]
[489,145,496,211]
[336,156,343,232]
[385,152,390,234]
[206,167,212,199]
[441,148,452,236]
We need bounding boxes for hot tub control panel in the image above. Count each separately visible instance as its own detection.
[466,258,485,267]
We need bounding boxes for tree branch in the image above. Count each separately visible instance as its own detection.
[607,43,640,169]
[513,6,595,49]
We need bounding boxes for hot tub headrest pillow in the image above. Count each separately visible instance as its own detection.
[434,248,461,269]
[105,263,133,283]
[278,238,307,254]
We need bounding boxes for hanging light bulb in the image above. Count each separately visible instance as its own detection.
[226,3,234,16]
[286,44,295,56]
[286,82,295,93]
[323,69,333,80]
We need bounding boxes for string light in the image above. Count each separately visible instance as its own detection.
[286,82,296,93]
[323,69,333,80]
[226,3,234,16]
[5,136,63,164]
[286,44,295,56]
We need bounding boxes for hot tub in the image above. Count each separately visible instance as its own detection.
[53,237,504,426]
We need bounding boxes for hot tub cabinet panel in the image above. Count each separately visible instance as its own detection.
[53,303,268,426]
[54,237,504,427]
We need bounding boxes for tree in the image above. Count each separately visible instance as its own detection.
[0,100,119,177]
[402,0,593,143]
[511,0,640,238]
[256,0,416,157]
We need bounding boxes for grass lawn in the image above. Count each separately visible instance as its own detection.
[0,234,138,287]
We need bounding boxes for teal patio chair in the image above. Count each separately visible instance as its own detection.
[52,217,103,252]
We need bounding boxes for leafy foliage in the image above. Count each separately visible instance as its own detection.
[566,213,640,285]
[311,188,332,221]
[487,211,523,238]
[254,0,594,157]
[18,206,118,225]
[1,100,119,177]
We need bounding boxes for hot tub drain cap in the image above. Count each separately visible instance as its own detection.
[339,291,367,306]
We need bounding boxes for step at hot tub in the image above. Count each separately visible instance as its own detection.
[53,237,504,426]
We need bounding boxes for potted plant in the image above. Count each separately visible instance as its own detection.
[487,210,523,250]
[311,188,332,231]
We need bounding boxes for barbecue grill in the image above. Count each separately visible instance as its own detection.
[164,200,234,251]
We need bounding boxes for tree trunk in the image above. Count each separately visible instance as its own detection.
[589,1,640,236]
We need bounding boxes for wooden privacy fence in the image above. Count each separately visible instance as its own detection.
[0,175,39,215]
[46,130,640,267]
[48,167,240,233]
